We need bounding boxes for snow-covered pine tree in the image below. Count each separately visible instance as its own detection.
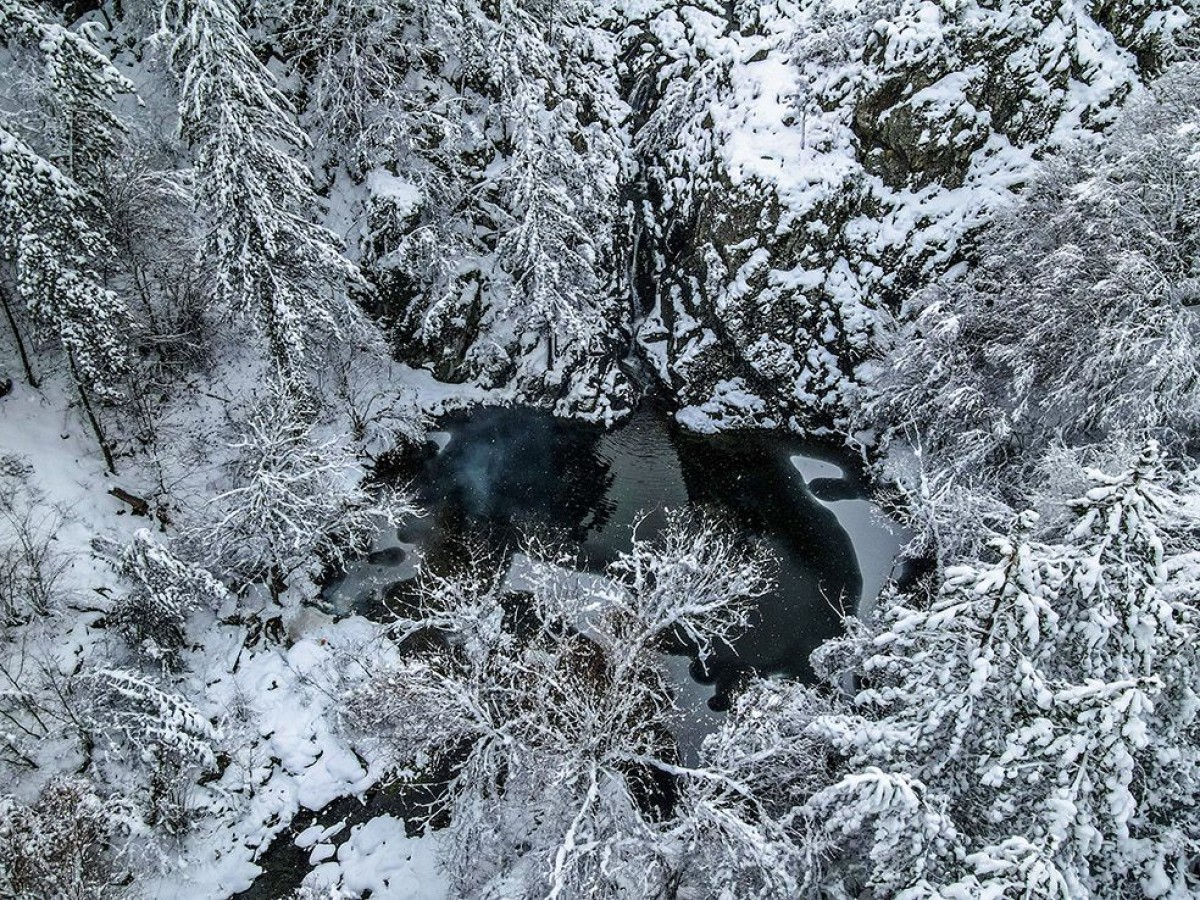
[273,0,424,168]
[1034,442,1200,895]
[0,129,130,394]
[489,0,630,412]
[0,0,133,176]
[809,443,1200,898]
[161,0,373,385]
[82,667,218,771]
[355,0,631,419]
[0,2,132,402]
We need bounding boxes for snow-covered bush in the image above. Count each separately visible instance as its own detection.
[286,885,343,900]
[661,679,841,897]
[194,387,418,599]
[326,352,431,458]
[600,509,774,663]
[0,777,131,900]
[95,141,211,388]
[105,529,229,667]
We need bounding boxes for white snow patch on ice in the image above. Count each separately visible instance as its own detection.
[790,456,912,616]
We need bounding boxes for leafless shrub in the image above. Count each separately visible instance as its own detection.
[0,777,131,899]
[0,456,68,627]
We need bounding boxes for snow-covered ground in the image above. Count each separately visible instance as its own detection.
[0,356,480,897]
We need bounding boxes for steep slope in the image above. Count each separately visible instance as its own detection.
[624,0,1193,432]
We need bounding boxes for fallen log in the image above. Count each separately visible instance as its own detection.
[108,487,150,517]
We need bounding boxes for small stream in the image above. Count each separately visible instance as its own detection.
[325,401,909,758]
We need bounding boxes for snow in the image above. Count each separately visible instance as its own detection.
[366,169,422,218]
[303,816,446,899]
[390,363,509,418]
[4,1,1193,896]
[789,455,842,483]
[0,378,142,597]
[142,613,405,898]
[675,378,775,433]
[789,455,912,616]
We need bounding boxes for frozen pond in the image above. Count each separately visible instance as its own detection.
[324,402,909,759]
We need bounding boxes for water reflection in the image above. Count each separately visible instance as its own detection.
[674,428,860,692]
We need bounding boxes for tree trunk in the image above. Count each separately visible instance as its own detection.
[269,563,286,605]
[0,283,39,388]
[68,353,116,475]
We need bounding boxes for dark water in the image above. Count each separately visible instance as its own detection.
[327,402,903,735]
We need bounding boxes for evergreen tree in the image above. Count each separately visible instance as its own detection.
[0,0,132,174]
[274,0,425,165]
[161,0,372,384]
[488,0,630,409]
[0,1,133,402]
[354,0,632,417]
[0,130,129,398]
[0,1,135,479]
[810,444,1200,898]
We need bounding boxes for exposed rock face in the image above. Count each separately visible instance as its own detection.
[327,0,1193,428]
[621,0,1193,433]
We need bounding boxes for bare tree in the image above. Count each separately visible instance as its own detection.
[0,456,68,627]
[344,512,775,898]
[193,385,418,601]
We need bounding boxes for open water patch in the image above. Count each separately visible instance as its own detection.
[324,401,908,757]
